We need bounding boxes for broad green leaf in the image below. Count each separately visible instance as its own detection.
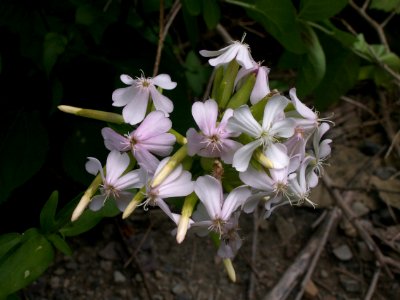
[182,0,202,15]
[43,32,68,75]
[184,51,210,96]
[0,229,54,298]
[59,198,119,237]
[40,191,59,233]
[0,233,22,259]
[241,0,307,54]
[321,20,357,48]
[0,111,49,203]
[370,0,400,12]
[75,4,98,26]
[53,193,82,230]
[203,0,221,29]
[47,234,72,256]
[299,0,348,21]
[296,25,326,97]
[314,37,360,110]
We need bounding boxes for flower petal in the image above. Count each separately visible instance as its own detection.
[157,171,193,198]
[236,45,254,69]
[149,86,173,114]
[120,74,135,85]
[122,88,149,125]
[220,139,242,164]
[191,99,218,136]
[101,127,130,152]
[138,134,175,156]
[264,143,289,169]
[227,105,262,137]
[134,146,160,175]
[270,118,296,138]
[194,175,222,219]
[239,166,274,191]
[86,157,104,180]
[89,195,106,211]
[114,191,134,212]
[250,66,270,104]
[112,86,136,107]
[152,74,177,90]
[221,186,250,220]
[232,139,263,172]
[262,95,289,130]
[289,88,316,121]
[105,151,130,185]
[134,111,172,140]
[114,169,145,190]
[208,45,238,66]
[186,128,205,156]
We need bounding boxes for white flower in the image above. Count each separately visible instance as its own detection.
[112,73,177,125]
[199,40,254,69]
[85,151,145,212]
[227,95,296,171]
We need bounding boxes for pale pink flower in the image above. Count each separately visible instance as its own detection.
[140,157,194,220]
[288,88,319,132]
[102,111,175,174]
[85,151,145,212]
[191,175,250,258]
[227,95,296,171]
[235,61,271,104]
[112,73,177,125]
[186,99,241,164]
[199,40,254,69]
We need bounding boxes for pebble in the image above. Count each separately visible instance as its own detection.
[375,166,397,180]
[320,270,329,278]
[135,274,142,282]
[54,267,65,275]
[172,283,185,295]
[357,241,373,261]
[65,261,78,270]
[155,270,163,279]
[333,244,353,261]
[339,274,361,292]
[113,270,127,283]
[304,280,319,299]
[50,276,60,289]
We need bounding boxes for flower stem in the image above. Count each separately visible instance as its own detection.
[223,259,237,282]
[254,149,274,169]
[169,129,187,145]
[58,105,124,124]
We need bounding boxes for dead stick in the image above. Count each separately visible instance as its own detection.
[364,268,381,300]
[323,174,394,278]
[294,207,341,300]
[263,208,342,300]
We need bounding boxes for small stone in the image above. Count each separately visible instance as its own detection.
[114,270,127,283]
[99,242,119,260]
[304,280,319,299]
[100,260,113,272]
[172,283,185,295]
[50,276,60,289]
[63,278,70,288]
[333,244,353,261]
[375,166,397,180]
[155,270,163,279]
[357,241,373,261]
[339,274,361,292]
[54,267,65,275]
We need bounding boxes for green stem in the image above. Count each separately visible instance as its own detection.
[58,105,124,124]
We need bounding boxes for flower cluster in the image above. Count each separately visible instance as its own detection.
[64,37,332,280]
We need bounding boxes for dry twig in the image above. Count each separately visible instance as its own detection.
[364,267,381,300]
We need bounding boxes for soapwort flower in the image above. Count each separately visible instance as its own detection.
[85,151,145,212]
[139,157,194,219]
[112,73,177,125]
[186,99,241,164]
[199,38,254,69]
[102,111,175,174]
[227,95,296,171]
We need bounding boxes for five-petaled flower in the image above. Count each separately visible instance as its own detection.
[112,73,177,125]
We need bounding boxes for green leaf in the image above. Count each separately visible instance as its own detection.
[0,233,22,259]
[314,37,360,109]
[0,111,49,203]
[299,0,348,21]
[243,0,307,54]
[43,32,68,75]
[53,193,82,230]
[370,0,400,12]
[40,191,59,233]
[75,4,98,26]
[182,4,200,46]
[0,229,54,298]
[184,51,210,96]
[47,234,72,256]
[296,24,326,97]
[59,199,119,237]
[203,0,221,29]
[182,0,202,15]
